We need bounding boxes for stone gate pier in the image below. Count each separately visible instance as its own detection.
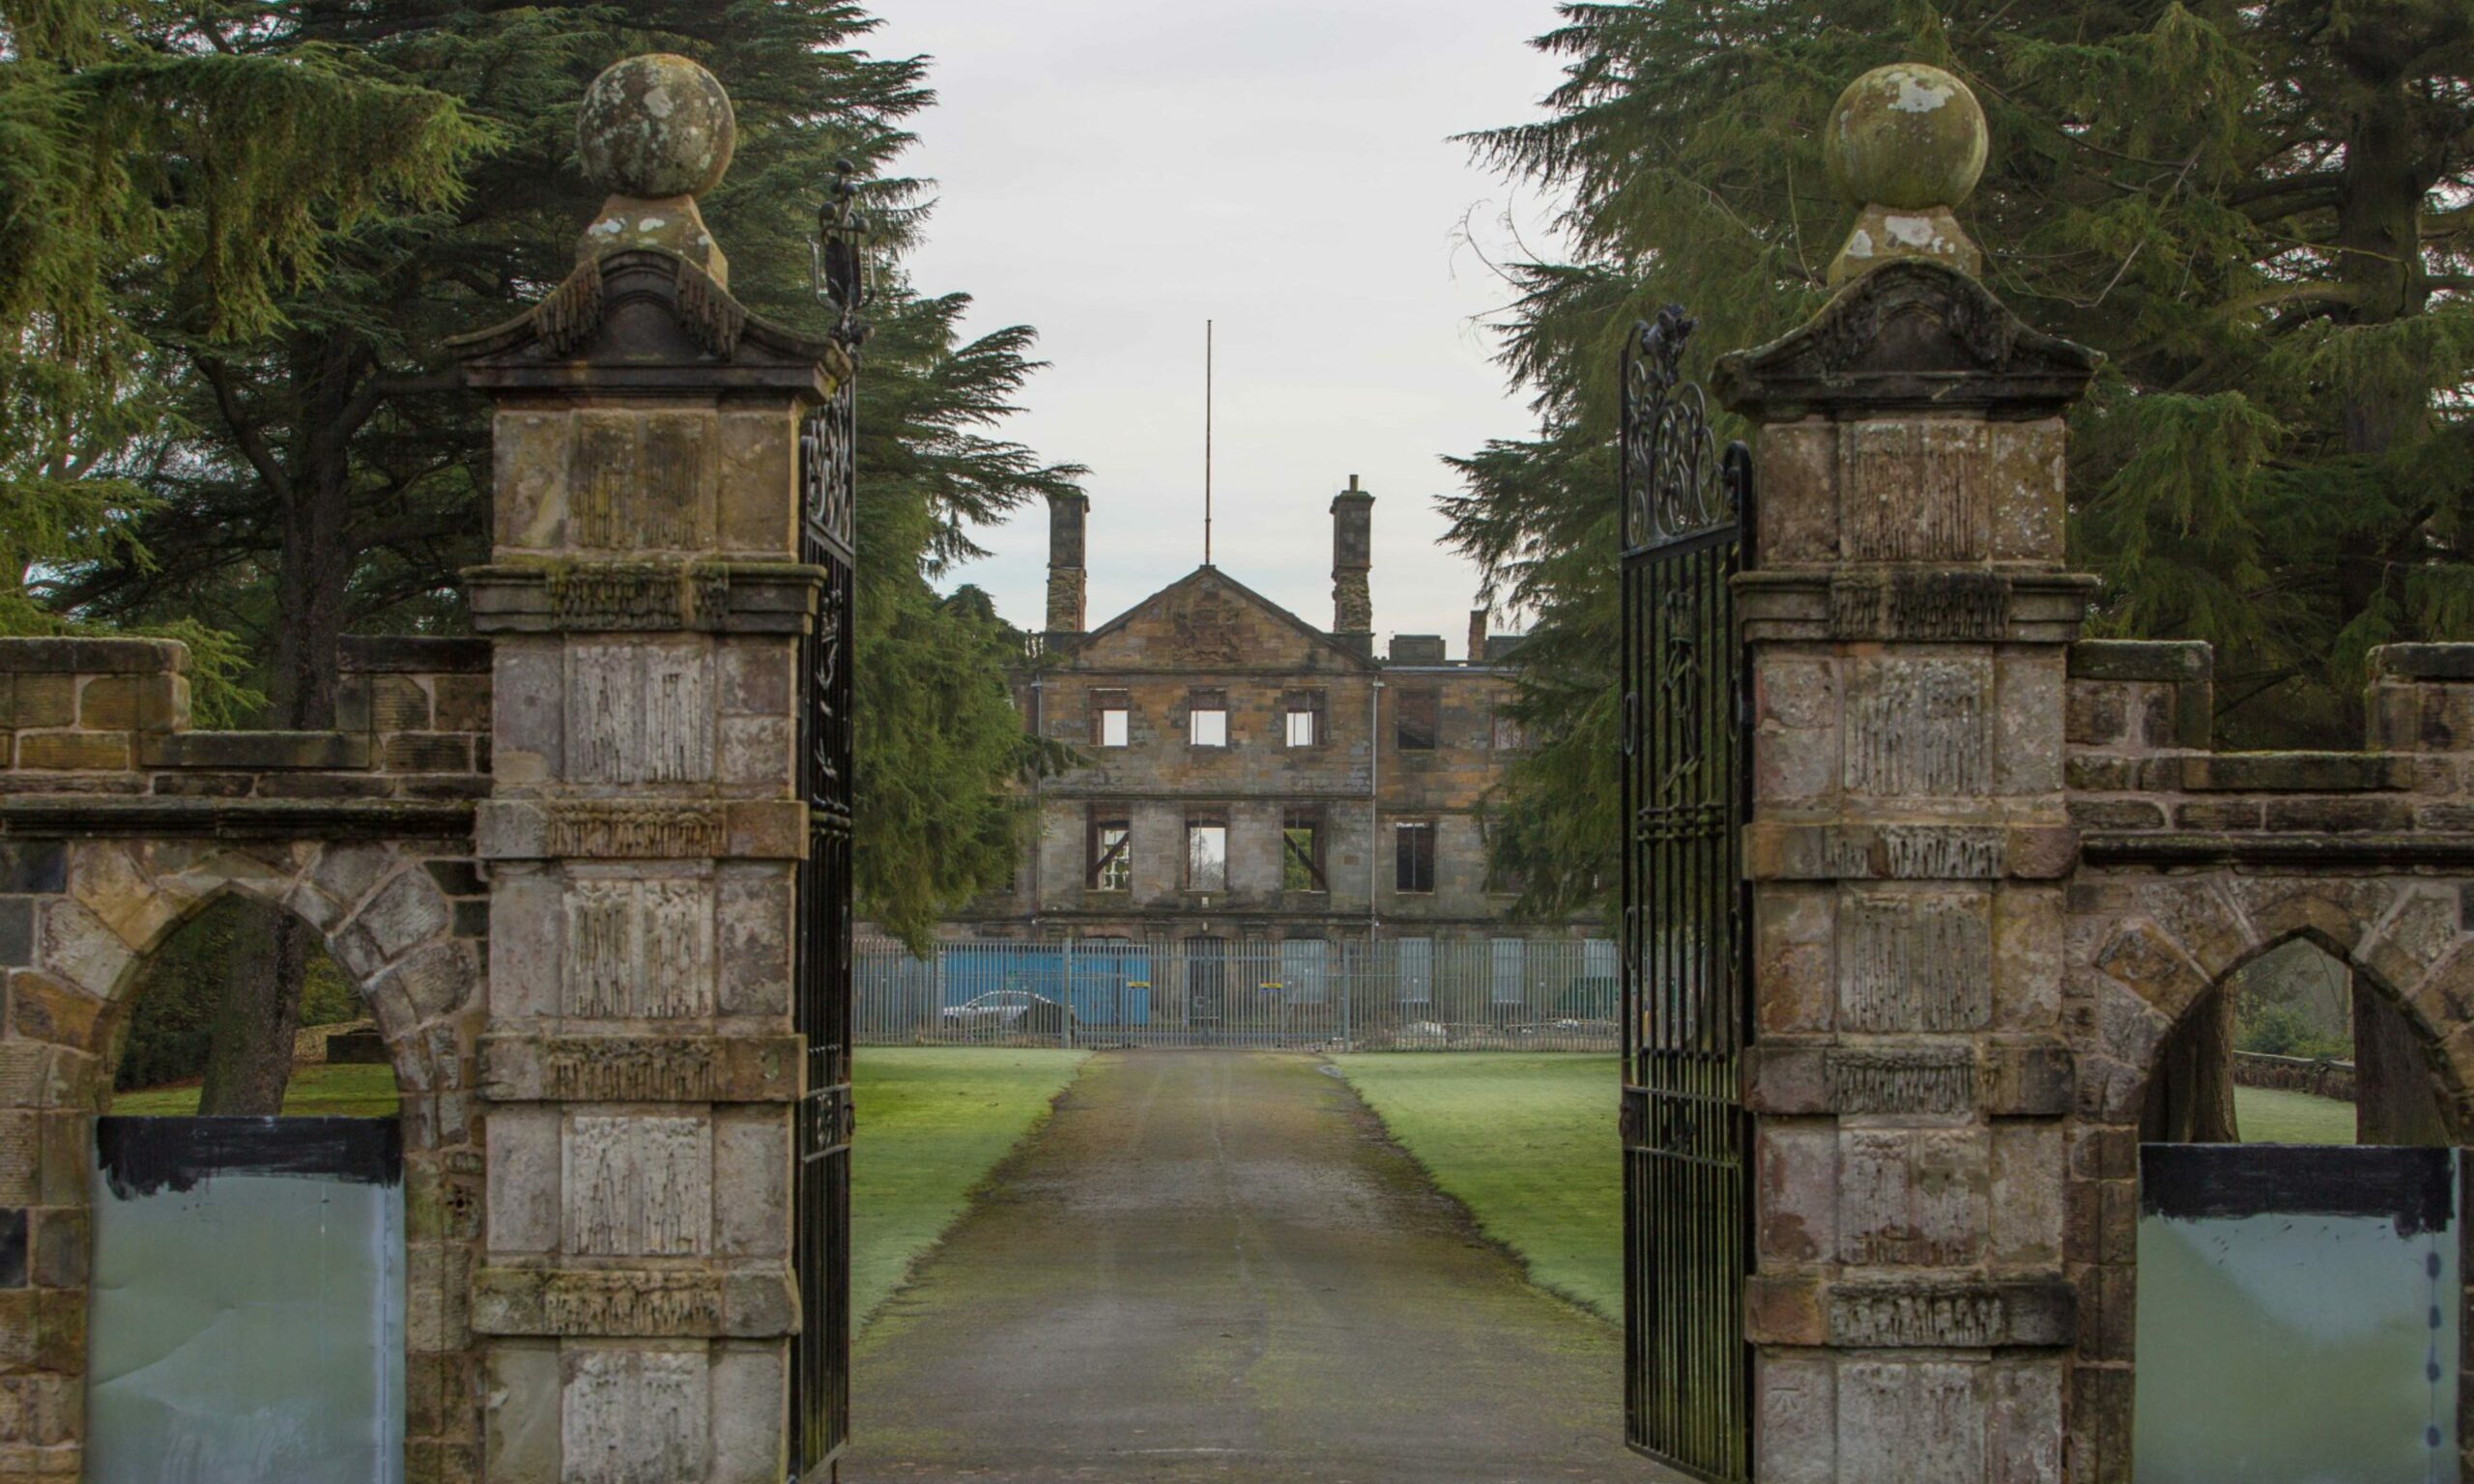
[0,53,851,1484]
[1712,63,2474,1484]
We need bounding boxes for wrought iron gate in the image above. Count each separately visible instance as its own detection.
[791,171,864,1481]
[1618,305,1754,1482]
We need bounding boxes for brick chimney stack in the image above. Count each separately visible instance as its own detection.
[1045,491,1088,635]
[1467,609,1488,665]
[1331,475,1373,656]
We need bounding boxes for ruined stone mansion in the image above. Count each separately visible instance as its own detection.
[946,479,1583,963]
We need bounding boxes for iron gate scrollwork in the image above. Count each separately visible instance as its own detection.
[1619,304,1754,1482]
[791,165,866,1482]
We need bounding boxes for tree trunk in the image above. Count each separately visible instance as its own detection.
[195,902,312,1115]
[2142,989,2242,1144]
[2354,976,2452,1145]
[196,331,364,1112]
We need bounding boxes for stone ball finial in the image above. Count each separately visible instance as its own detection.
[1826,63,1986,213]
[577,53,736,200]
[1822,63,1989,286]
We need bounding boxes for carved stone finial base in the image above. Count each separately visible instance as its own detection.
[1827,203,1980,287]
[579,193,729,287]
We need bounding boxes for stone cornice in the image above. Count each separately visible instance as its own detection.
[1738,569,2095,643]
[1715,259,2101,419]
[466,559,823,635]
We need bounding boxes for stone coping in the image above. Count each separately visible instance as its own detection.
[2080,829,2474,868]
[340,636,494,673]
[0,797,475,840]
[2065,640,2212,682]
[0,638,187,674]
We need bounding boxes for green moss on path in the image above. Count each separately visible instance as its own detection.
[852,1046,1088,1326]
[1334,1053,1619,1320]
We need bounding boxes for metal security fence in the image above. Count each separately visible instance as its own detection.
[855,936,1621,1051]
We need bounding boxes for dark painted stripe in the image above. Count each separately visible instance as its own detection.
[2141,1143,2454,1235]
[95,1116,401,1199]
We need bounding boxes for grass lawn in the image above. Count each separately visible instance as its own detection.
[1334,1052,1619,1321]
[2233,1084,2355,1145]
[108,1062,401,1118]
[852,1046,1088,1326]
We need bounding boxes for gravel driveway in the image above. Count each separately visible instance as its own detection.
[842,1050,1664,1482]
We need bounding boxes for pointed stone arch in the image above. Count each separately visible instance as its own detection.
[0,831,488,1475]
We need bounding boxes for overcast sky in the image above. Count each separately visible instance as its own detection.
[869,1,1571,659]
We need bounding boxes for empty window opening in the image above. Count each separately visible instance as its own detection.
[1188,691,1228,748]
[1490,709,1527,753]
[1281,690,1325,749]
[1091,689,1131,748]
[1281,810,1328,892]
[1395,820,1436,894]
[2143,936,2450,1148]
[1187,817,1228,892]
[1395,689,1439,751]
[1087,814,1131,892]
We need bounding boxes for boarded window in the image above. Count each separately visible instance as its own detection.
[1491,937,1527,1006]
[1281,809,1328,892]
[1395,689,1439,751]
[1188,690,1228,748]
[1395,936,1434,1004]
[1091,688,1130,748]
[1187,815,1228,891]
[1395,820,1435,893]
[1280,939,1329,1004]
[1087,813,1131,891]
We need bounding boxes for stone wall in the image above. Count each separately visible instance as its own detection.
[0,632,493,1476]
[2229,1051,2356,1102]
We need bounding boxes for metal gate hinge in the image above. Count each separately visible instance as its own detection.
[1620,1085,1650,1150]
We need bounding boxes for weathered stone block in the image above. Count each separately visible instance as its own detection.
[1746,1273,1825,1345]
[560,1347,707,1484]
[2064,682,2127,748]
[1989,1123,2063,1266]
[1756,421,1837,566]
[1988,419,2065,564]
[486,1105,561,1255]
[1840,420,1989,563]
[719,409,797,556]
[1837,1358,1983,1484]
[1844,654,1992,798]
[562,878,713,1019]
[36,900,129,999]
[715,869,792,1018]
[563,1114,711,1257]
[1757,1123,1837,1264]
[14,734,129,773]
[362,870,454,959]
[711,1108,789,1259]
[493,641,564,785]
[1755,1350,1836,1484]
[489,866,563,1019]
[1754,885,1834,1036]
[707,1343,790,1484]
[1837,888,1990,1032]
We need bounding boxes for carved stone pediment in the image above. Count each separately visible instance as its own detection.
[450,248,849,398]
[1714,260,2100,419]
